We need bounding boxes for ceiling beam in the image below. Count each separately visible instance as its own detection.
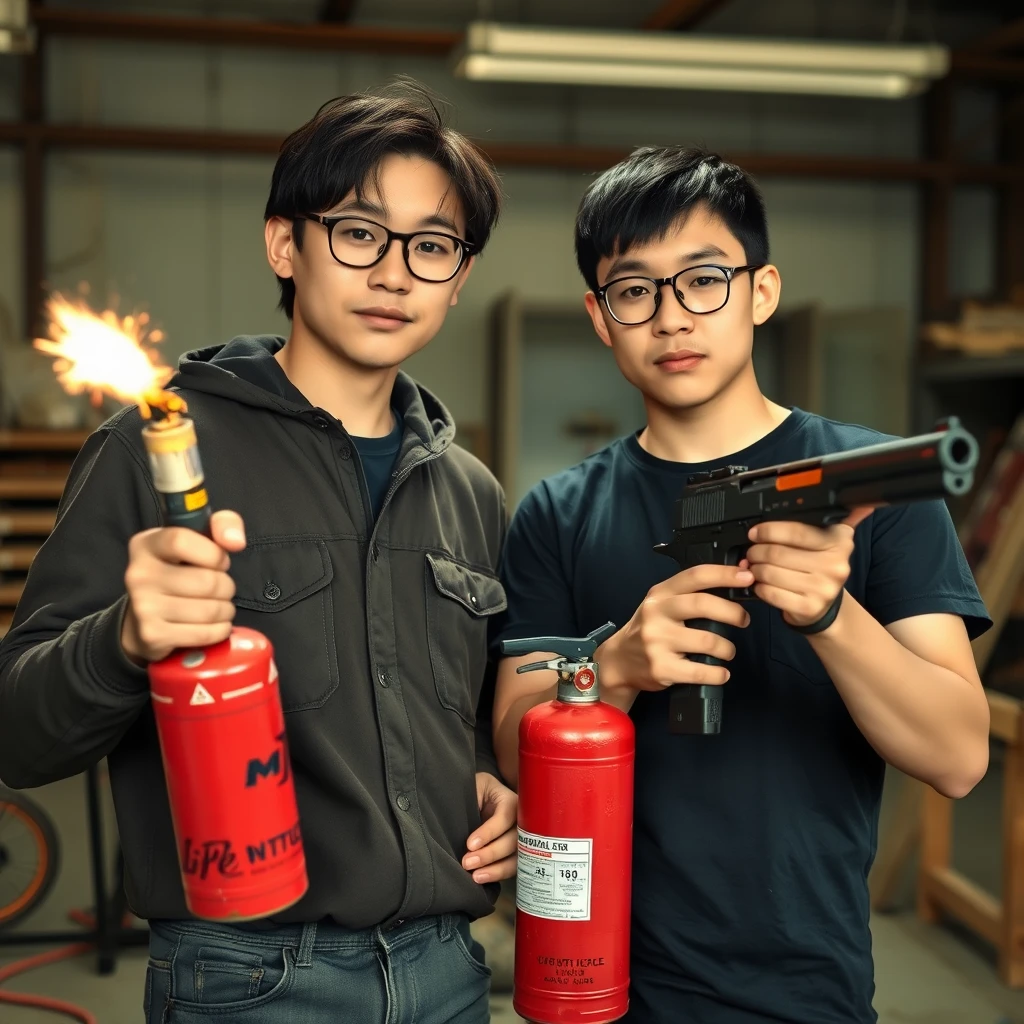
[949,51,1024,82]
[0,120,1021,185]
[965,17,1024,54]
[643,0,732,32]
[26,7,1024,84]
[318,0,358,23]
[30,6,460,56]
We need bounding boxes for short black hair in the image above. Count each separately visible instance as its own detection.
[265,78,503,319]
[574,146,769,294]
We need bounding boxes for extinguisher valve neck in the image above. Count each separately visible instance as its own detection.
[557,660,602,704]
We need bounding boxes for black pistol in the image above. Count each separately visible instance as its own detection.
[654,417,978,736]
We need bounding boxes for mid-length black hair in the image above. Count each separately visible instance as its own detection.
[265,79,503,318]
[574,146,769,293]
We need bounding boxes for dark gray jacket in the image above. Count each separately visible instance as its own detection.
[0,336,508,928]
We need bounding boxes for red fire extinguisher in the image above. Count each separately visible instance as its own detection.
[501,623,635,1024]
[141,399,308,922]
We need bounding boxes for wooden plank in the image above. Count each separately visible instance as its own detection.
[24,8,1024,82]
[949,52,1024,82]
[1,121,1022,185]
[921,81,953,321]
[1003,728,1024,985]
[318,0,357,21]
[997,91,1024,305]
[0,544,38,571]
[990,690,1023,743]
[0,478,67,500]
[21,29,44,341]
[918,785,953,924]
[0,430,90,450]
[972,480,1024,672]
[920,353,1024,381]
[0,459,73,479]
[0,512,57,536]
[1012,577,1024,618]
[31,7,460,55]
[924,866,1002,945]
[643,0,731,31]
[966,17,1024,54]
[0,582,25,606]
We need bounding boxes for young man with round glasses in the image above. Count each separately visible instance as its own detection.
[0,83,516,1022]
[491,146,990,1023]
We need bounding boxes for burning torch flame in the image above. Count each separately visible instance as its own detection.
[33,293,183,420]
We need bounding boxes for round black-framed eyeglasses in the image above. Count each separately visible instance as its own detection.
[296,214,477,283]
[596,263,764,325]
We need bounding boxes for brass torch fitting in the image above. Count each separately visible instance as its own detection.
[139,390,211,536]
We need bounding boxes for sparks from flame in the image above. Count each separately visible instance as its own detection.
[33,292,180,419]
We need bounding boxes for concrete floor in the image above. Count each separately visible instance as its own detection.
[2,754,1024,1024]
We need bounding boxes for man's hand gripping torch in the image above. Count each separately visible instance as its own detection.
[138,389,310,922]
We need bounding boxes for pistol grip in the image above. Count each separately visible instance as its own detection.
[683,616,730,667]
[670,617,729,736]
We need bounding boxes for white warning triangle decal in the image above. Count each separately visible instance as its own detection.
[190,683,216,705]
[268,660,279,684]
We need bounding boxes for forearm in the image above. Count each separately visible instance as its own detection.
[0,598,151,788]
[494,681,555,788]
[809,594,989,798]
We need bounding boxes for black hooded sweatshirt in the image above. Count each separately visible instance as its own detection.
[0,335,508,927]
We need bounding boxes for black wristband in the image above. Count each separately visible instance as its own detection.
[789,589,844,635]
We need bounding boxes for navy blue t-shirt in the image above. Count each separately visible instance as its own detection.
[351,418,403,519]
[493,409,990,1024]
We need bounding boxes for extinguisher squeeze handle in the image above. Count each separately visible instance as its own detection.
[499,621,617,663]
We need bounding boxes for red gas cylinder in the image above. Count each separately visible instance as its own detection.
[148,627,308,921]
[501,623,635,1024]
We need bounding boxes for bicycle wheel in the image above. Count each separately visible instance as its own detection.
[0,787,60,928]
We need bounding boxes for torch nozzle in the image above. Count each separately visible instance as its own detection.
[139,388,188,425]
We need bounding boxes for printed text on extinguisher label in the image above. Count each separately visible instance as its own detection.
[516,828,592,921]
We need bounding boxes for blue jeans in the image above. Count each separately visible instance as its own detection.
[144,913,492,1023]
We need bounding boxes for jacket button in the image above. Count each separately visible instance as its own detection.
[314,415,330,430]
[396,794,410,812]
[378,671,390,688]
[263,582,281,601]
[338,443,352,460]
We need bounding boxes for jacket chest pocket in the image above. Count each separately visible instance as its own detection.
[425,552,507,725]
[231,538,338,712]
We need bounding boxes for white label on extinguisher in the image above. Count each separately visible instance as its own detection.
[516,828,592,921]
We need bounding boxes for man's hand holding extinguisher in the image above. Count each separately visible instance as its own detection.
[463,772,518,885]
[120,509,518,890]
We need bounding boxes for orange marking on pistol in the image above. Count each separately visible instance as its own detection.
[776,468,823,491]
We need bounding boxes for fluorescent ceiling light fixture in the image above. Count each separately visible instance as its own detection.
[452,23,948,99]
[0,0,33,54]
[458,54,925,98]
